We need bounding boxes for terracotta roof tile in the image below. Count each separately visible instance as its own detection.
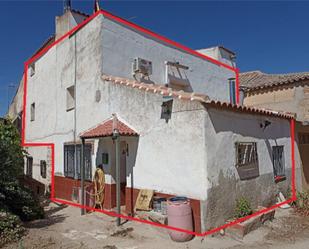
[102,74,295,120]
[240,70,309,91]
[80,115,138,139]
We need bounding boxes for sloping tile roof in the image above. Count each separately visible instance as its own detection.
[80,115,138,139]
[30,35,56,62]
[240,70,309,91]
[102,74,295,120]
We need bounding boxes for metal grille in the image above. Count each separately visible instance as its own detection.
[235,142,258,168]
[64,144,92,180]
[272,146,285,177]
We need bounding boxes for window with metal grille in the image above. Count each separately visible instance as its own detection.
[64,144,92,181]
[40,160,47,179]
[26,156,33,177]
[272,146,285,177]
[236,142,258,168]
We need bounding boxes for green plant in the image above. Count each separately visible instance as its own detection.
[234,197,253,219]
[0,118,44,221]
[0,118,25,182]
[0,181,44,221]
[293,191,309,216]
[0,210,26,247]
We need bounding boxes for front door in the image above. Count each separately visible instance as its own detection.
[120,141,127,205]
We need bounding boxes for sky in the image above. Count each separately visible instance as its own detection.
[0,0,309,116]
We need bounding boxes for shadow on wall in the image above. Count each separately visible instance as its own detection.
[205,169,278,230]
[206,107,290,140]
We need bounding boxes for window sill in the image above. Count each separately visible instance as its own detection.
[275,175,286,183]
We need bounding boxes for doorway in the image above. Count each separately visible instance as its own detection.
[120,141,127,205]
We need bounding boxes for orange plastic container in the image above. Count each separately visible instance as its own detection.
[167,197,194,242]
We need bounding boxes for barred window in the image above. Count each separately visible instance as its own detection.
[272,146,285,177]
[64,144,92,181]
[236,142,258,168]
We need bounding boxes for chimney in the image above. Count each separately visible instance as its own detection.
[55,6,88,39]
[196,46,236,68]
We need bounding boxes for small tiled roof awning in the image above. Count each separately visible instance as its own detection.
[80,115,138,139]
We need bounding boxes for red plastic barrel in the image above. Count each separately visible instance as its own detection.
[167,197,193,242]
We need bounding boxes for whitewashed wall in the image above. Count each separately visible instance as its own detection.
[101,16,235,102]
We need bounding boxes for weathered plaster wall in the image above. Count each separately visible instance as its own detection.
[25,14,104,181]
[201,108,300,230]
[77,77,207,200]
[7,77,24,119]
[244,83,309,122]
[101,16,235,102]
[25,146,51,191]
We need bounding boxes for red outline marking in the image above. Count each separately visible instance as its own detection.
[21,9,296,237]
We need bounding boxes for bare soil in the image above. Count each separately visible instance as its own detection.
[2,202,309,249]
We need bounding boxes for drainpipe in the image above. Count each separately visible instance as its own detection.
[73,34,77,181]
[81,138,85,215]
[112,116,120,226]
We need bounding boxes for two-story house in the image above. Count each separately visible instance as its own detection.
[8,7,298,233]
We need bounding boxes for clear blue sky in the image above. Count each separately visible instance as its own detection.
[0,0,309,116]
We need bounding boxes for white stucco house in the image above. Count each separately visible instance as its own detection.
[8,7,300,233]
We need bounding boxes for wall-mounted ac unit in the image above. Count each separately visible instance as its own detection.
[133,57,152,76]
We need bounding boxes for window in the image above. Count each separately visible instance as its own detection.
[30,63,35,76]
[26,156,33,177]
[235,142,259,180]
[64,144,92,180]
[272,146,285,178]
[30,103,35,121]
[66,85,75,111]
[236,142,258,167]
[40,160,47,178]
[229,78,236,105]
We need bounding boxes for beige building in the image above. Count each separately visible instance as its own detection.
[240,70,309,190]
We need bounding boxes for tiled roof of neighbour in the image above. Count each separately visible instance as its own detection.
[30,35,56,62]
[80,115,138,139]
[71,9,90,17]
[102,74,295,119]
[240,70,309,91]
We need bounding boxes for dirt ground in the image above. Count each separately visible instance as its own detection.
[3,202,309,249]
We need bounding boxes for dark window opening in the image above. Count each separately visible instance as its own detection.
[235,142,259,180]
[26,156,33,177]
[40,160,47,178]
[272,146,285,179]
[30,103,35,121]
[64,144,92,181]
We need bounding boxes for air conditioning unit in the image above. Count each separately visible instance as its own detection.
[132,57,152,76]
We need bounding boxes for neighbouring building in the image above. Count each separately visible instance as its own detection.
[7,7,299,233]
[240,71,309,191]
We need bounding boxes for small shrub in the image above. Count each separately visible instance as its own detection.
[0,210,26,247]
[292,191,309,216]
[234,197,253,219]
[0,181,44,221]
